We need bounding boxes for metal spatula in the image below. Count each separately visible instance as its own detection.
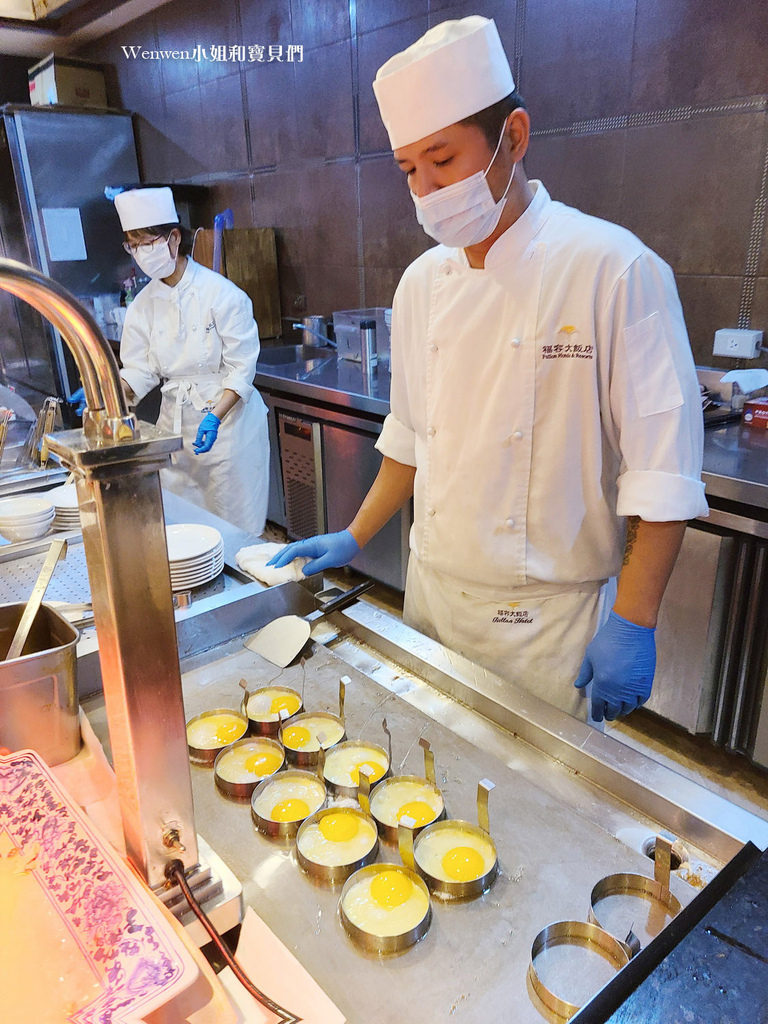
[5,538,67,661]
[244,579,375,667]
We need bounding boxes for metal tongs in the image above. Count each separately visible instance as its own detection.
[16,396,59,469]
[0,408,12,464]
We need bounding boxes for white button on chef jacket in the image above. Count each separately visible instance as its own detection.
[376,181,708,592]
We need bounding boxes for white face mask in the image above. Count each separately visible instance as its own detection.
[132,237,178,279]
[410,122,516,248]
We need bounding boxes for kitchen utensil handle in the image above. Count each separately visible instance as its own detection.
[314,578,375,617]
[0,408,11,461]
[6,539,68,661]
[654,834,674,890]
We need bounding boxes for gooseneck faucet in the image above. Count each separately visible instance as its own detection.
[0,258,198,888]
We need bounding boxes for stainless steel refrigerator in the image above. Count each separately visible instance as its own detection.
[0,104,139,404]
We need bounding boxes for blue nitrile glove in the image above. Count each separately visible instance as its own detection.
[267,529,361,577]
[193,411,221,454]
[574,611,656,722]
[70,386,86,416]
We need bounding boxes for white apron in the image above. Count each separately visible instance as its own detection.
[158,372,269,536]
[119,258,270,537]
[404,559,616,719]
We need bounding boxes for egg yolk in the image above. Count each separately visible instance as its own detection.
[318,811,359,842]
[441,846,485,881]
[270,693,300,716]
[370,869,413,908]
[271,798,310,822]
[283,725,311,749]
[350,760,386,785]
[215,719,243,743]
[397,800,436,827]
[243,751,282,776]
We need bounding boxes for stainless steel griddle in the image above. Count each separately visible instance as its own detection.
[108,589,768,1024]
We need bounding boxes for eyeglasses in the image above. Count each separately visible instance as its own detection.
[122,235,165,255]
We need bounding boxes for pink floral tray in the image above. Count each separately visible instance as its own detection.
[0,749,199,1023]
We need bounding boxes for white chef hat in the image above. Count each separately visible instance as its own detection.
[373,16,515,150]
[113,186,179,232]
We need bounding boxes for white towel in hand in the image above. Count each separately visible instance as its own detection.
[236,542,310,586]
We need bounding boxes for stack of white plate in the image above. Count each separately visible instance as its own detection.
[0,496,55,542]
[47,483,81,531]
[166,523,224,592]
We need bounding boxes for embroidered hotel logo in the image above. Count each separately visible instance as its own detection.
[493,605,533,624]
[543,324,593,360]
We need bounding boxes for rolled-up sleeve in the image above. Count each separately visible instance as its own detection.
[119,302,160,402]
[375,282,417,467]
[605,251,708,521]
[213,284,259,402]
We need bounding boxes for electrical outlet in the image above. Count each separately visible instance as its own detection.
[713,328,763,359]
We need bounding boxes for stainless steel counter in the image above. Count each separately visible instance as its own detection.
[255,351,768,512]
[701,422,768,511]
[256,349,390,418]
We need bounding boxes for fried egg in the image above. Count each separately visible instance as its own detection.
[245,687,302,723]
[252,774,326,823]
[297,810,377,867]
[323,743,389,789]
[187,712,246,750]
[282,715,345,753]
[370,779,444,829]
[342,868,429,937]
[215,740,283,783]
[415,825,496,883]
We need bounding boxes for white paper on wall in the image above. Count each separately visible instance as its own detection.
[41,207,88,262]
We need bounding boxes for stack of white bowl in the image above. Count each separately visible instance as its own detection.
[0,496,55,542]
[47,483,81,531]
[165,523,224,592]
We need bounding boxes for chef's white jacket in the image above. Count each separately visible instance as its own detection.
[120,258,269,535]
[120,257,258,407]
[376,181,708,593]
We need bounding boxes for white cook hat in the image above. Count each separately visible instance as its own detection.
[113,186,179,232]
[373,16,515,150]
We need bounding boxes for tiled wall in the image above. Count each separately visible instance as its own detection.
[78,0,768,368]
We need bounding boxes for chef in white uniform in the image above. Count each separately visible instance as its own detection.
[111,186,269,535]
[270,17,708,722]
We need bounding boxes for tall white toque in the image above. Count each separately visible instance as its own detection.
[373,16,515,150]
[113,186,179,232]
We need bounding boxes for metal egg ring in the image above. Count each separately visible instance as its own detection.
[281,711,346,768]
[213,735,284,799]
[241,684,303,737]
[370,735,445,842]
[295,805,379,885]
[369,774,446,844]
[588,872,682,956]
[412,818,498,900]
[528,920,631,1021]
[323,739,391,800]
[185,708,248,765]
[411,779,497,900]
[339,862,432,954]
[251,768,327,838]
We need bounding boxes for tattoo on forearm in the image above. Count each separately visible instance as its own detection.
[623,516,640,567]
